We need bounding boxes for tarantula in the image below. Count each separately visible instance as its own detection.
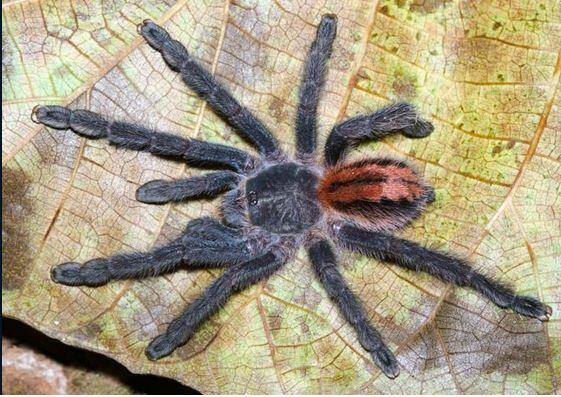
[32,15,551,379]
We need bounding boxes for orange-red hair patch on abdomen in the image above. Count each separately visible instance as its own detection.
[318,158,425,210]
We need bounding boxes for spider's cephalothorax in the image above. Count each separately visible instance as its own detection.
[245,163,322,233]
[33,14,551,379]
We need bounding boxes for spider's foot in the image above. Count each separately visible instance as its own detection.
[138,20,187,70]
[136,180,174,204]
[512,296,552,321]
[31,106,107,138]
[145,334,178,361]
[51,262,84,286]
[51,259,110,287]
[319,14,337,33]
[31,105,71,129]
[402,118,434,138]
[370,346,400,379]
[138,20,170,50]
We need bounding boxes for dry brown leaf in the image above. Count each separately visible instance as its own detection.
[2,0,560,393]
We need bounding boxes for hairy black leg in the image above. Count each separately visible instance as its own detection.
[308,240,399,378]
[337,225,552,321]
[324,102,434,166]
[138,20,279,157]
[51,217,253,287]
[296,14,337,159]
[145,252,283,360]
[176,217,255,266]
[136,171,239,204]
[32,106,254,173]
[51,239,187,287]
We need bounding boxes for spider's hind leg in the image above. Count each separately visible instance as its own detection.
[308,239,400,379]
[145,252,284,360]
[337,224,552,321]
[51,239,188,287]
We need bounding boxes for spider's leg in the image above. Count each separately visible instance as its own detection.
[337,224,552,321]
[32,106,254,173]
[138,20,280,158]
[136,171,239,204]
[32,106,254,172]
[51,218,253,287]
[295,14,337,159]
[308,239,399,379]
[145,252,284,360]
[324,102,434,166]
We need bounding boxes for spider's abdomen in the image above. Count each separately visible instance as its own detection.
[318,158,434,231]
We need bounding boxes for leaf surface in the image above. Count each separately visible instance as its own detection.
[3,0,560,393]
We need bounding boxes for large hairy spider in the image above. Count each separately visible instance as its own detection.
[32,15,551,379]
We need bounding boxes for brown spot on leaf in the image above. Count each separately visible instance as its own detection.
[2,167,33,290]
[77,322,117,352]
[392,78,417,98]
[481,328,549,375]
[379,5,390,16]
[299,318,310,335]
[392,71,417,99]
[293,288,323,310]
[409,0,452,14]
[268,97,288,124]
[83,322,102,337]
[492,145,503,156]
[356,67,369,81]
[492,140,517,156]
[269,312,283,331]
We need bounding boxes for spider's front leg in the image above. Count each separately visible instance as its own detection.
[146,252,285,360]
[31,106,254,173]
[337,224,552,321]
[32,106,252,204]
[137,20,280,157]
[136,171,239,204]
[295,14,337,158]
[51,218,252,286]
[324,102,434,166]
[308,240,400,378]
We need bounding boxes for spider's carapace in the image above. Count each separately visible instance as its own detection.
[245,162,321,234]
[318,158,435,231]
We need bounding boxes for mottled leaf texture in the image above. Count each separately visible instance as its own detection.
[2,0,560,394]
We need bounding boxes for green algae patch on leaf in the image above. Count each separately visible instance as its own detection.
[2,0,560,394]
